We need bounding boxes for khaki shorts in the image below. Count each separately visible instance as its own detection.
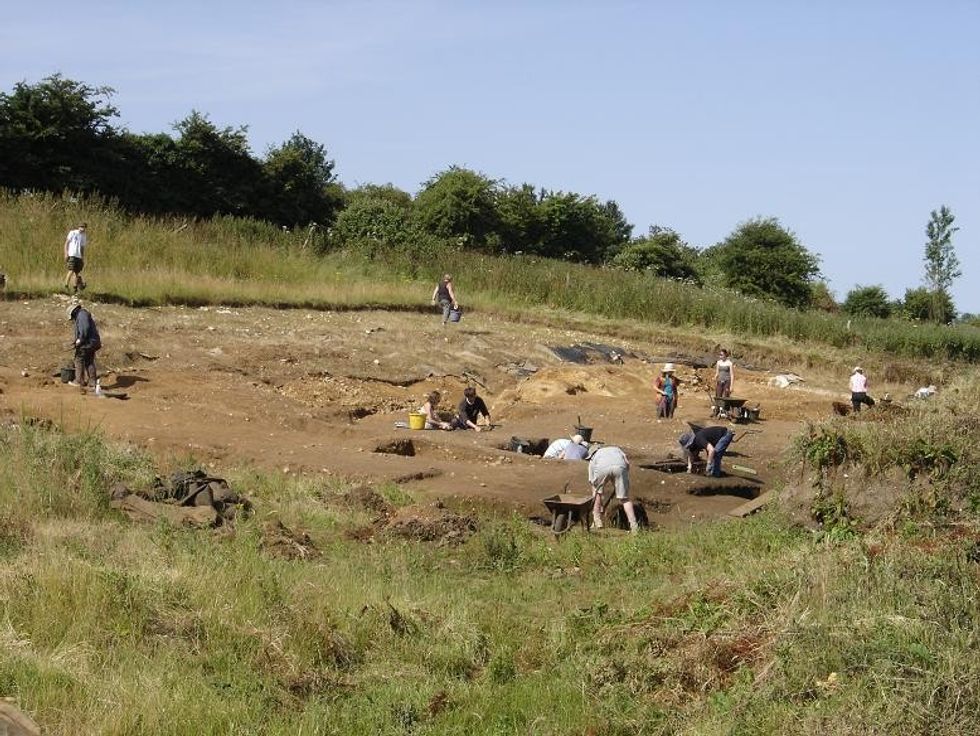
[592,463,630,499]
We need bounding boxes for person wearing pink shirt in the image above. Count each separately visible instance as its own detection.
[849,366,875,412]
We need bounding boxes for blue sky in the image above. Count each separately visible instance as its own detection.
[3,1,978,310]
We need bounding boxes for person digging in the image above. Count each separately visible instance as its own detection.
[588,445,640,533]
[66,300,102,387]
[678,425,734,477]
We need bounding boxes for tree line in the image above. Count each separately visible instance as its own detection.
[0,74,965,322]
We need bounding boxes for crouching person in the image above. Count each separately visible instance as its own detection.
[452,387,491,431]
[588,445,639,533]
[67,300,101,387]
[679,426,734,477]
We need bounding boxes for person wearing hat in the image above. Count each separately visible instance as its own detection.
[557,434,588,461]
[655,363,680,418]
[849,366,875,413]
[66,300,101,387]
[588,445,639,532]
[63,222,89,293]
[678,425,734,477]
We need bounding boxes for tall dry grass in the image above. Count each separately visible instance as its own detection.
[3,190,980,361]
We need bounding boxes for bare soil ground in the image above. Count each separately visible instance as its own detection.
[0,298,906,526]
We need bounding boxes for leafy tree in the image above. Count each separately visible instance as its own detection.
[902,286,956,324]
[414,167,501,250]
[611,227,701,283]
[714,217,820,308]
[534,191,631,263]
[842,285,892,318]
[332,188,415,251]
[344,183,413,209]
[496,184,546,253]
[923,205,961,322]
[171,111,267,217]
[0,74,119,193]
[810,281,839,312]
[263,132,342,226]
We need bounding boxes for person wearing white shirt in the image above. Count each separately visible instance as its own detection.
[63,222,88,293]
[849,366,875,412]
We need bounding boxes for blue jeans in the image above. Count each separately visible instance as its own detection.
[707,430,734,477]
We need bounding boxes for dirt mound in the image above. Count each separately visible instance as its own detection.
[344,485,393,518]
[384,503,477,545]
[260,518,319,560]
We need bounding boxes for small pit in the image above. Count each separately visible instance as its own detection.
[497,437,550,457]
[374,439,416,457]
[687,484,759,500]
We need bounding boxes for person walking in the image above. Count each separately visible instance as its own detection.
[714,349,734,397]
[655,363,679,418]
[849,366,875,412]
[66,300,101,387]
[678,426,734,477]
[64,222,89,293]
[588,445,639,533]
[430,274,459,326]
[452,387,491,431]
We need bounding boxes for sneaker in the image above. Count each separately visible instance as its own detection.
[67,381,81,387]
[592,513,604,529]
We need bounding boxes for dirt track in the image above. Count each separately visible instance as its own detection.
[0,297,890,526]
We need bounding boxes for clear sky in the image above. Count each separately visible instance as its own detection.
[3,1,978,311]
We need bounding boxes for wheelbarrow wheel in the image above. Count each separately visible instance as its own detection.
[551,510,570,534]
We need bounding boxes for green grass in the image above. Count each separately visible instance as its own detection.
[3,190,980,363]
[2,421,980,734]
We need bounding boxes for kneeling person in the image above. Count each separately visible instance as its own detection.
[453,387,491,431]
[558,434,588,461]
[588,445,639,533]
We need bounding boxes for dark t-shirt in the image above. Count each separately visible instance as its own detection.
[457,396,489,424]
[692,426,729,451]
[437,282,452,301]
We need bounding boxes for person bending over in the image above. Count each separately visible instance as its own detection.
[678,425,734,478]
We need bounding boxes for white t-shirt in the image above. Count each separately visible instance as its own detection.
[849,373,868,392]
[543,438,572,459]
[66,229,87,259]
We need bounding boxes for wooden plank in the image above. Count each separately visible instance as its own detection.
[728,490,774,518]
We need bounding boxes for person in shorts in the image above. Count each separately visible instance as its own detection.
[64,222,88,293]
[588,445,639,533]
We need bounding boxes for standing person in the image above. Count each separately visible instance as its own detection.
[678,426,734,477]
[66,300,101,387]
[64,222,89,293]
[714,349,735,397]
[655,363,680,418]
[430,274,459,326]
[453,387,491,431]
[419,391,453,430]
[588,445,639,533]
[849,366,875,412]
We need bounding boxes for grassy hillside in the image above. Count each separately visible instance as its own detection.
[2,420,979,735]
[3,191,980,362]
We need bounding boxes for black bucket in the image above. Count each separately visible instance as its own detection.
[60,366,75,384]
[574,426,593,442]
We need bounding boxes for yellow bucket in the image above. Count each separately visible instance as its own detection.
[408,412,426,430]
